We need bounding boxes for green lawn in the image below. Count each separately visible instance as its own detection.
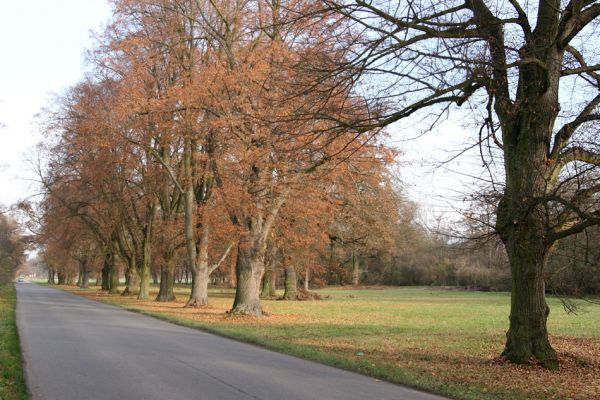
[0,284,27,400]
[66,285,600,400]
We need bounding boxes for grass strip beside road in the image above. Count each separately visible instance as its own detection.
[0,284,27,400]
[64,286,600,400]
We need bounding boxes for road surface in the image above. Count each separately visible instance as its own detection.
[16,283,447,400]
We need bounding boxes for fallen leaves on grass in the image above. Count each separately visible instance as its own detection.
[67,286,600,400]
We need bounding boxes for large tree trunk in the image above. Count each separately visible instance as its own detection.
[186,268,209,307]
[156,264,176,302]
[101,253,111,291]
[352,253,360,286]
[231,233,265,316]
[109,256,120,294]
[187,240,234,307]
[496,68,561,368]
[57,271,66,285]
[78,261,89,289]
[122,262,139,296]
[261,264,276,298]
[186,257,210,307]
[47,269,56,284]
[498,192,558,368]
[501,233,557,368]
[138,256,150,300]
[186,223,211,307]
[136,230,153,300]
[282,264,297,300]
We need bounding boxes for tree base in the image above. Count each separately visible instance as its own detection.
[185,297,208,307]
[229,304,265,317]
[155,293,176,302]
[501,339,559,370]
[120,288,137,297]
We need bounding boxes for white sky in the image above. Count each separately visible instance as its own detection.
[0,0,483,226]
[392,118,488,227]
[0,0,112,206]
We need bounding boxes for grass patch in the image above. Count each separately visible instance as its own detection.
[63,285,600,400]
[0,284,27,400]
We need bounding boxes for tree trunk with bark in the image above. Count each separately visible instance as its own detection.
[352,253,360,286]
[500,228,556,368]
[282,264,297,300]
[101,253,111,291]
[156,264,176,302]
[109,256,119,294]
[78,260,89,289]
[231,233,265,316]
[187,268,210,307]
[495,44,563,368]
[47,269,55,284]
[185,218,210,307]
[137,253,150,300]
[497,154,559,368]
[122,261,139,296]
[261,264,276,298]
[186,224,234,307]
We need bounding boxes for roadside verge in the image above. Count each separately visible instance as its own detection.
[0,284,27,400]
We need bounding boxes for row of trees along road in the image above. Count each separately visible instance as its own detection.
[32,1,404,314]
[29,0,599,370]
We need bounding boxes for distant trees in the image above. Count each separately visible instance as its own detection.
[0,211,24,284]
[547,226,600,297]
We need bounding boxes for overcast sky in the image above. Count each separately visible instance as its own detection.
[0,0,481,224]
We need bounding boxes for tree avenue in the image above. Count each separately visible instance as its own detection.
[31,0,600,372]
[34,0,402,315]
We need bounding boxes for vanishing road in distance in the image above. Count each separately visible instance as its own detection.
[17,284,446,400]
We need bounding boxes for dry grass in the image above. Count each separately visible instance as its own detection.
[64,285,600,400]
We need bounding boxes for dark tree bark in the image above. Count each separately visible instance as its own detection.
[109,255,120,294]
[101,252,111,291]
[47,269,56,284]
[78,259,89,289]
[156,264,176,302]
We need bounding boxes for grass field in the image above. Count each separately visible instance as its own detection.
[0,284,27,400]
[64,285,600,400]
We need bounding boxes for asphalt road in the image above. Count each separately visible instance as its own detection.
[16,283,447,400]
